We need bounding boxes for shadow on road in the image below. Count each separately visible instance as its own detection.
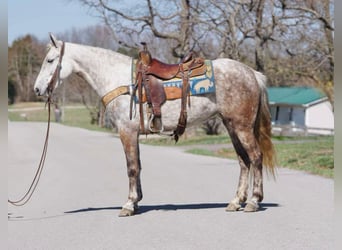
[64,202,279,215]
[8,203,279,221]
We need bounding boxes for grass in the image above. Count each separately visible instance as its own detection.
[8,102,44,109]
[186,147,238,160]
[273,139,333,178]
[183,137,334,178]
[8,102,110,132]
[9,102,334,178]
[139,134,231,146]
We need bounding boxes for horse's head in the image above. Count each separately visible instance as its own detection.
[34,33,73,96]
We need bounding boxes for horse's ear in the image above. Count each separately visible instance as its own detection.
[49,33,58,48]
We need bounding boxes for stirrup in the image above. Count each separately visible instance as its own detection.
[148,114,164,133]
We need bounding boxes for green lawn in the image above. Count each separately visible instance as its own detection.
[8,102,109,132]
[273,139,333,178]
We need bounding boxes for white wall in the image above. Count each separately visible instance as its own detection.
[306,101,334,130]
[270,101,334,135]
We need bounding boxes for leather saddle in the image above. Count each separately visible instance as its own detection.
[133,43,206,141]
[144,55,206,80]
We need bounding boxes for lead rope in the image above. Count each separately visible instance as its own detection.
[8,41,65,206]
[8,96,52,206]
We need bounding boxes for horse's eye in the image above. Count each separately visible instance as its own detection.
[47,58,54,63]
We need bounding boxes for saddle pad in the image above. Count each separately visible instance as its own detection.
[132,59,215,101]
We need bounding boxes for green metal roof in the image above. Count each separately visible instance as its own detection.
[267,87,326,106]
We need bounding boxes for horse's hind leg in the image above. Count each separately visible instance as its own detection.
[118,126,143,216]
[223,121,263,212]
[226,155,249,211]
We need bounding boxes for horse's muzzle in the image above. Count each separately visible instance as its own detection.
[34,87,47,96]
[34,87,41,96]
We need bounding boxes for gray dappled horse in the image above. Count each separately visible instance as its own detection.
[34,34,276,216]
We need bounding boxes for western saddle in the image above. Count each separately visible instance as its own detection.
[133,42,206,141]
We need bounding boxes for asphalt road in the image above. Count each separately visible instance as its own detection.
[8,122,334,250]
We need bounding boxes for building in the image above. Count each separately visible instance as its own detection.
[267,87,334,136]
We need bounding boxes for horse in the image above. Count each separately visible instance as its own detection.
[34,33,276,216]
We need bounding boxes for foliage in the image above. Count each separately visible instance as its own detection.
[8,79,17,104]
[75,0,334,104]
[8,35,45,102]
[202,117,222,135]
[7,26,119,126]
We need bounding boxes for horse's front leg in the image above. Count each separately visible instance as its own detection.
[118,125,142,217]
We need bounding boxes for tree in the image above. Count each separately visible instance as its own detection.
[76,0,196,61]
[8,79,17,104]
[8,35,45,102]
[74,0,333,94]
[9,0,334,110]
[195,0,334,102]
[277,0,334,101]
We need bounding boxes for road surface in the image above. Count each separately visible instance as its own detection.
[8,122,334,250]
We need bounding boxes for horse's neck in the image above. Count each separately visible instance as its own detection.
[67,43,132,97]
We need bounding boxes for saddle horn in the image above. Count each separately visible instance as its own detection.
[139,42,152,65]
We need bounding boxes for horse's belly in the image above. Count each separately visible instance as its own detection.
[160,95,217,130]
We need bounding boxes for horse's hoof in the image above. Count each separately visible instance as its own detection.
[118,208,135,217]
[225,203,241,212]
[244,201,259,212]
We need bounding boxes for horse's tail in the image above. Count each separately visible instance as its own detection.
[254,71,277,178]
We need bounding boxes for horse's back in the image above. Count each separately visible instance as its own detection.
[212,58,265,88]
[212,58,265,121]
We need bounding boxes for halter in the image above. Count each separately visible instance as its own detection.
[47,41,65,95]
